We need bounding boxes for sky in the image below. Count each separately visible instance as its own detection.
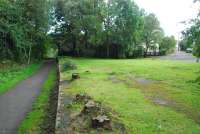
[134,0,200,39]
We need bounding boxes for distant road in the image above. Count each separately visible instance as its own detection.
[160,51,197,62]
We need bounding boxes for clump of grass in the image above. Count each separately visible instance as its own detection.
[195,76,200,85]
[61,60,77,72]
[18,67,57,134]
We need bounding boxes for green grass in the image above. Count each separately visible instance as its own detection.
[60,57,200,134]
[18,67,57,134]
[0,63,40,94]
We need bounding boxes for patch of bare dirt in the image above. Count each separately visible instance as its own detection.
[107,74,200,125]
[148,97,173,106]
[135,78,154,84]
[60,93,127,134]
[60,80,69,86]
[108,76,126,83]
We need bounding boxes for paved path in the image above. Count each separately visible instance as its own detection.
[160,51,197,62]
[0,60,56,134]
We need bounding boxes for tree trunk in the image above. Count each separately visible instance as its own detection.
[24,47,28,61]
[28,45,32,64]
[83,29,88,49]
[144,46,149,57]
[57,44,61,56]
[106,44,109,58]
[72,39,76,56]
[28,35,32,64]
[197,58,200,63]
[144,38,149,57]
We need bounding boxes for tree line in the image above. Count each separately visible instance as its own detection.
[53,0,176,58]
[0,0,177,63]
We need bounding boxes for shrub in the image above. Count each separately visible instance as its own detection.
[61,60,77,72]
[195,76,200,85]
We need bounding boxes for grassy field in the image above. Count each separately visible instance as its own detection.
[18,67,58,134]
[59,57,200,134]
[0,62,40,94]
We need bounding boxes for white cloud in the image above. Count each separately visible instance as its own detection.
[134,0,200,39]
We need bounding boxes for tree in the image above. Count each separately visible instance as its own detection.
[53,0,145,58]
[0,0,23,61]
[0,0,51,63]
[179,38,190,51]
[182,19,200,62]
[54,0,105,56]
[159,36,176,55]
[142,13,164,57]
[111,0,143,58]
[182,0,200,62]
[1,0,165,61]
[19,0,50,63]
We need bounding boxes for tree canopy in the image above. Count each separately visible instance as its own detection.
[0,0,177,62]
[52,0,172,58]
[0,0,51,63]
[160,36,176,55]
[142,13,164,56]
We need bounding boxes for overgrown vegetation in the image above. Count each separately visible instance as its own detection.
[60,57,200,133]
[18,67,58,134]
[0,62,40,94]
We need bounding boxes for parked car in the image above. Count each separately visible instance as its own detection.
[186,48,193,53]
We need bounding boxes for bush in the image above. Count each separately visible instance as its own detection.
[131,46,144,58]
[61,60,77,72]
[195,76,200,85]
[159,49,167,56]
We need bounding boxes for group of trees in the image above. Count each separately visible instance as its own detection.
[1,0,177,62]
[182,19,200,61]
[0,0,51,63]
[52,0,176,58]
[181,0,200,61]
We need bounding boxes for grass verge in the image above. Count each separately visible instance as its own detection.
[0,63,40,94]
[18,66,58,134]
